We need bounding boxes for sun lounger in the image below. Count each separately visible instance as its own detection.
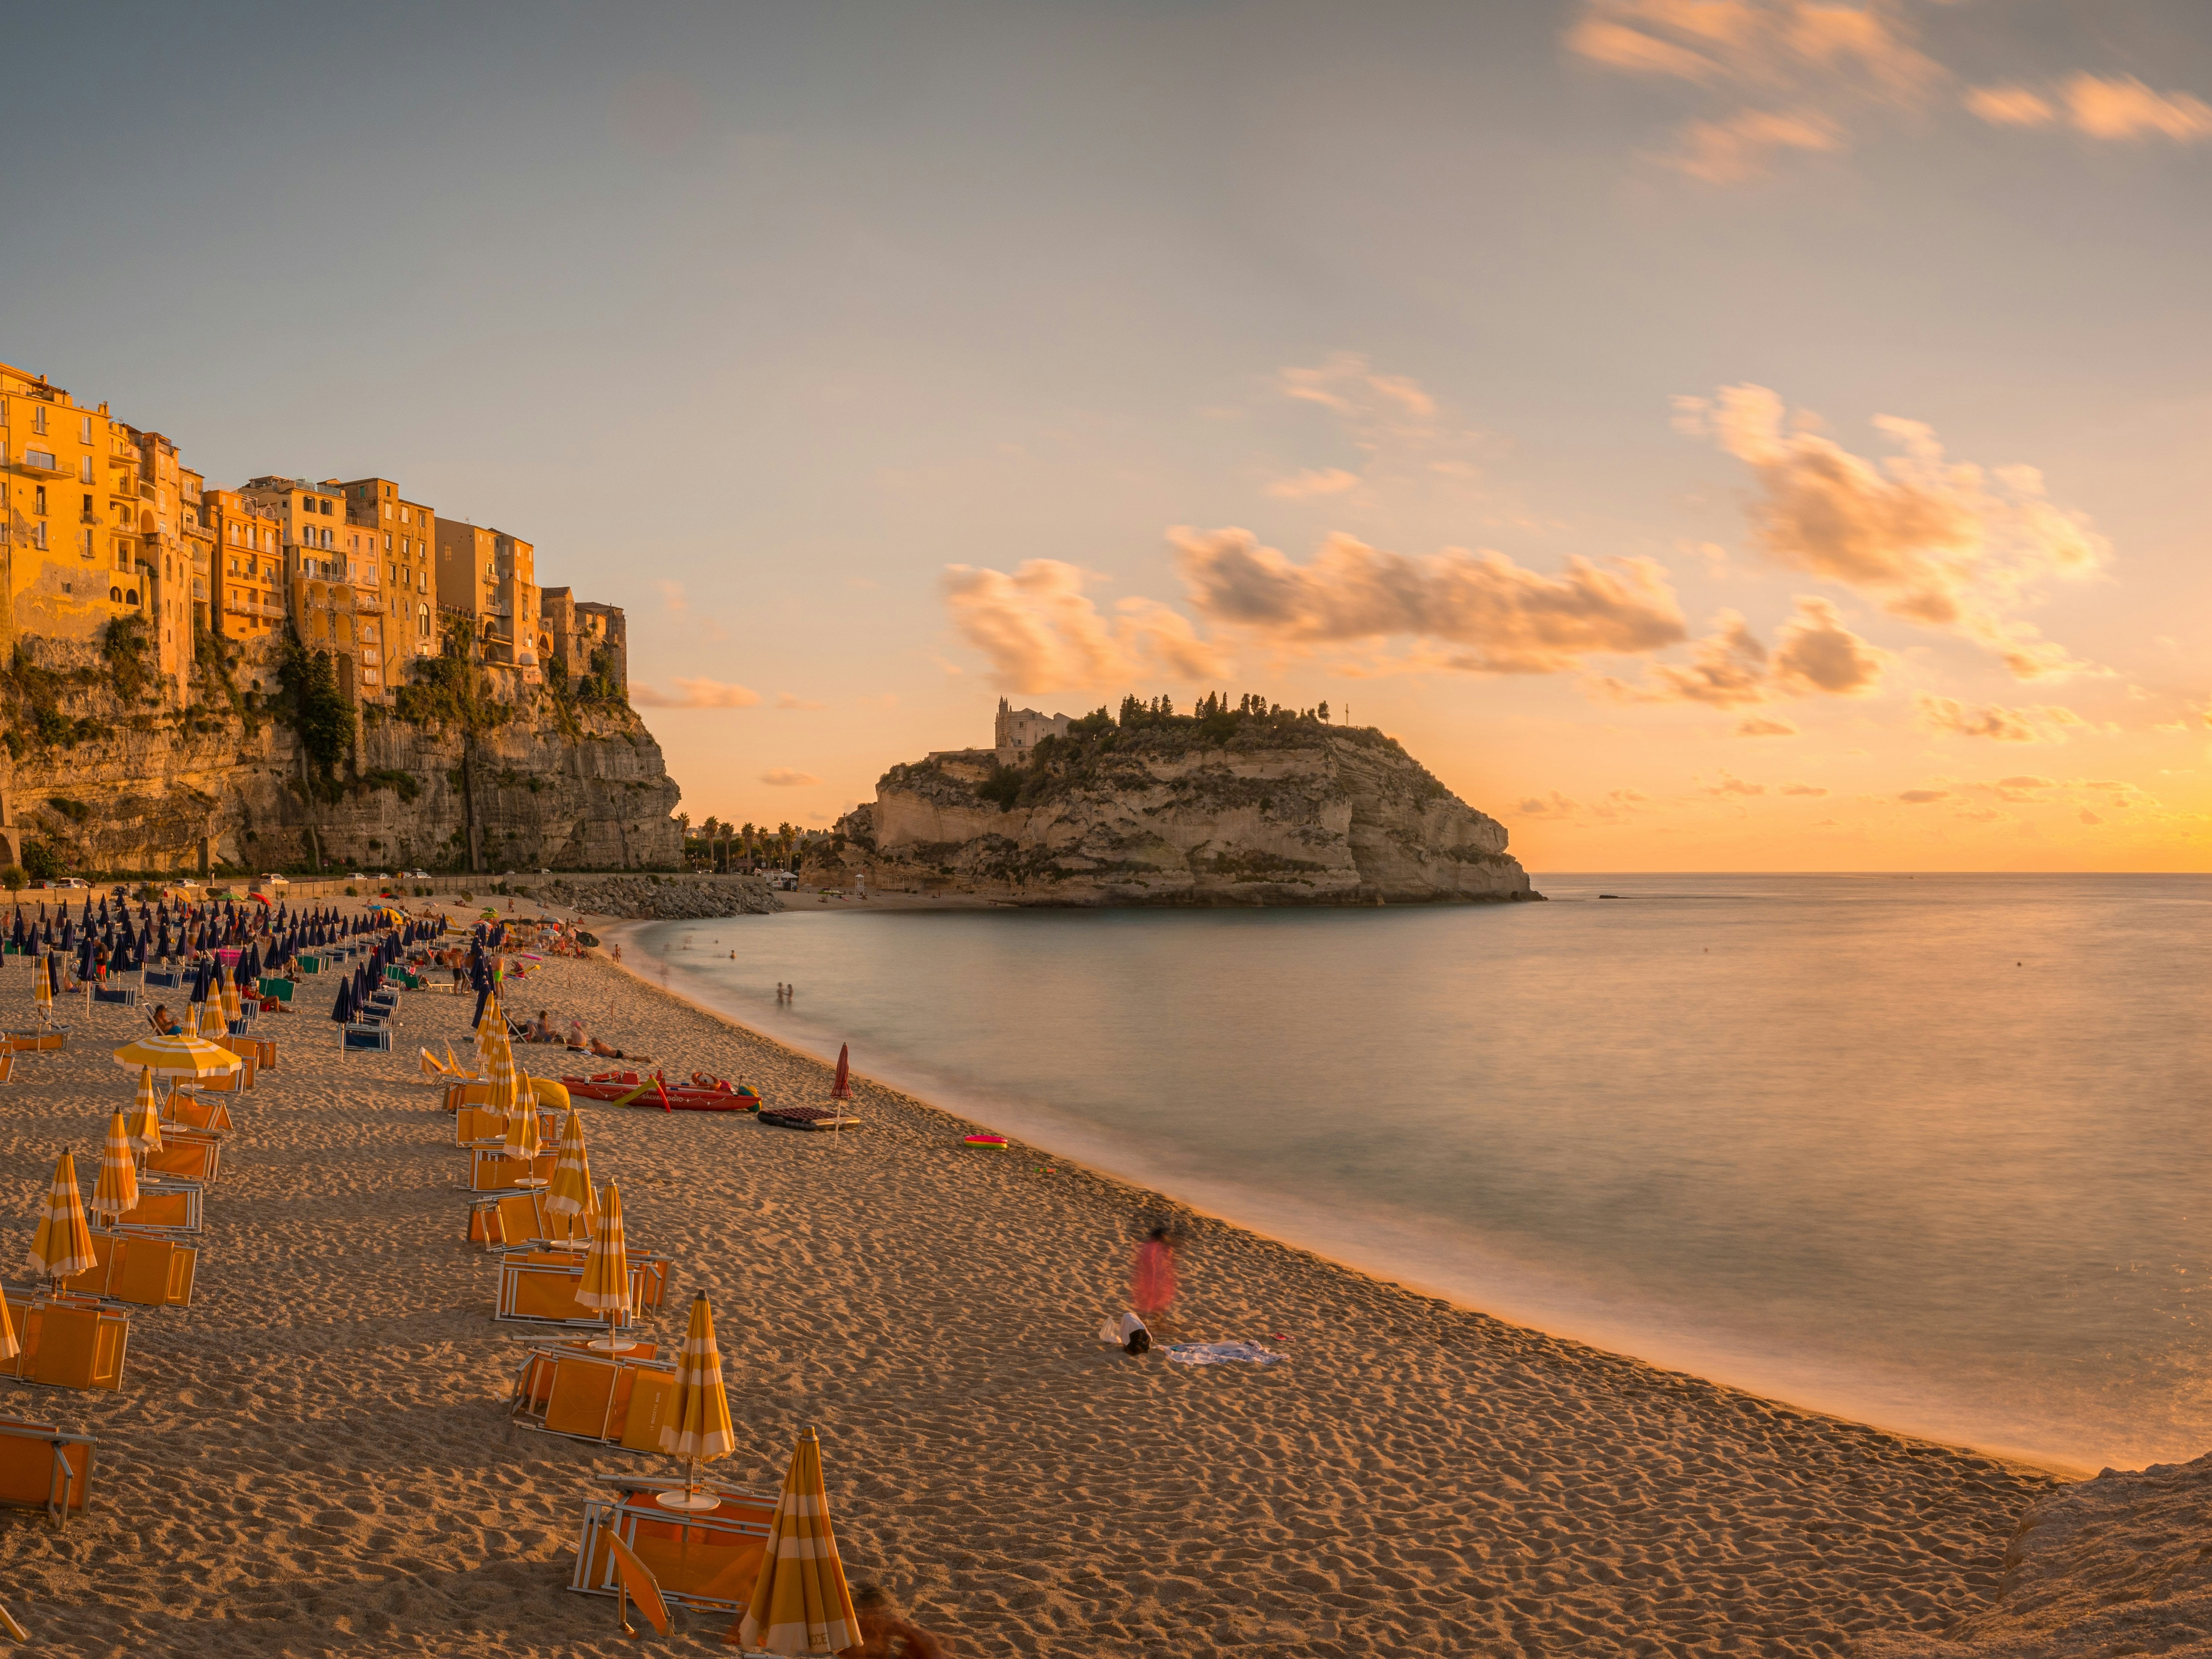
[0,1294,131,1391]
[163,1091,233,1134]
[222,1034,276,1071]
[0,1051,12,1085]
[257,977,293,1004]
[194,1057,253,1093]
[511,1345,682,1449]
[3,1031,66,1054]
[467,1147,559,1193]
[91,985,140,1008]
[0,1416,94,1524]
[142,968,183,989]
[343,1024,391,1052]
[570,1477,780,1614]
[466,1190,593,1249]
[493,1249,672,1327]
[115,1177,202,1235]
[60,1232,197,1308]
[144,1130,223,1183]
[456,1106,560,1148]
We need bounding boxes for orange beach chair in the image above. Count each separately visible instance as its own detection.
[494,1249,672,1328]
[511,1345,680,1450]
[144,1130,223,1183]
[468,1147,558,1193]
[115,1178,202,1236]
[0,1417,94,1524]
[0,1294,131,1391]
[59,1232,198,1308]
[570,1477,780,1615]
[163,1092,234,1134]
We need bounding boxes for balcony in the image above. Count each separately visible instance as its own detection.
[17,450,64,477]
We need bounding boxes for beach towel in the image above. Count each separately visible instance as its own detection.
[1164,1341,1282,1366]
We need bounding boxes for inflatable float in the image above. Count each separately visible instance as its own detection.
[560,1070,761,1113]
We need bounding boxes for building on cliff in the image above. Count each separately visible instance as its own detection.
[436,520,542,683]
[244,476,395,700]
[203,489,287,641]
[994,698,1071,765]
[336,476,439,688]
[0,363,197,699]
[539,588,628,696]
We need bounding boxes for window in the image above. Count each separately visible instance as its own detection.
[81,493,92,517]
[80,456,92,483]
[400,506,409,524]
[382,501,391,519]
[31,522,45,550]
[33,486,45,515]
[320,498,333,515]
[32,406,46,434]
[80,416,92,442]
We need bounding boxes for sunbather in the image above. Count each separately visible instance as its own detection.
[148,1005,179,1036]
[585,1034,653,1063]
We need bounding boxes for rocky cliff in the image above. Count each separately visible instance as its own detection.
[821,708,1537,906]
[0,631,682,875]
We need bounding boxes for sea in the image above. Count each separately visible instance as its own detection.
[619,874,2212,1474]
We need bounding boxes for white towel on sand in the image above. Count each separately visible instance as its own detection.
[1165,1341,1282,1366]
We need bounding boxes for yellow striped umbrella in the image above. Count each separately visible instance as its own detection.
[544,1109,596,1244]
[29,1150,96,1285]
[111,1033,243,1084]
[475,991,502,1048]
[575,1179,632,1350]
[32,961,52,1023]
[219,976,241,1028]
[0,1285,18,1364]
[501,1066,542,1168]
[656,1293,736,1510]
[736,1428,859,1655]
[196,1000,225,1040]
[485,1027,521,1138]
[90,1113,139,1225]
[126,1066,163,1158]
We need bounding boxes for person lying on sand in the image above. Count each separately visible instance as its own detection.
[585,1034,653,1063]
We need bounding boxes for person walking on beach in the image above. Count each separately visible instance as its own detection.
[1132,1225,1178,1325]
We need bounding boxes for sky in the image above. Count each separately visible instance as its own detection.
[8,0,2212,871]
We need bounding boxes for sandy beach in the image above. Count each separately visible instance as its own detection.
[0,915,2061,1657]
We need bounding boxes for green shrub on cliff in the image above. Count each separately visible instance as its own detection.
[278,641,356,785]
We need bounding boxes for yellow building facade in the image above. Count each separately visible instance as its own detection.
[337,476,438,690]
[203,489,286,640]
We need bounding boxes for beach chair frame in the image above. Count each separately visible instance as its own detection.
[60,1232,198,1309]
[0,1293,131,1391]
[145,1130,223,1183]
[569,1482,780,1614]
[116,1177,203,1236]
[0,1416,94,1525]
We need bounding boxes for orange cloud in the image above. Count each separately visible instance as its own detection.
[761,768,820,788]
[1967,74,2212,141]
[942,560,1229,693]
[1172,527,1687,673]
[1263,468,1361,500]
[630,677,761,709]
[1914,693,2089,743]
[1679,384,2108,678]
[1598,596,1885,707]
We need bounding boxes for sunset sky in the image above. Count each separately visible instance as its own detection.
[10,2,2212,870]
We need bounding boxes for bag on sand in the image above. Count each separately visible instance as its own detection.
[1098,1311,1150,1355]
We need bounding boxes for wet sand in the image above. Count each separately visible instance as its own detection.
[0,925,2057,1656]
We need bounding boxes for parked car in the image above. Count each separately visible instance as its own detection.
[48,878,88,891]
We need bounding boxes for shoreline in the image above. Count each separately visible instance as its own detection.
[597,914,2084,1484]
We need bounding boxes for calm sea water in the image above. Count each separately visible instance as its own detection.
[623,875,2212,1472]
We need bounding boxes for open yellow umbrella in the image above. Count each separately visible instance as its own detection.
[125,1065,163,1161]
[656,1293,736,1511]
[90,1114,139,1226]
[544,1109,596,1244]
[734,1428,859,1655]
[575,1179,632,1352]
[111,1033,242,1085]
[29,1150,96,1288]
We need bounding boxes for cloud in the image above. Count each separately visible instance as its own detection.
[2064,74,2212,141]
[761,769,820,788]
[1678,384,2108,677]
[942,560,1230,693]
[1513,788,1648,824]
[776,692,826,711]
[1898,788,1950,804]
[653,579,688,614]
[1914,693,2089,744]
[1779,781,1828,796]
[1965,85,2053,127]
[1738,715,1799,737]
[629,677,761,709]
[1565,0,1944,180]
[1516,792,1581,819]
[1264,467,1361,501]
[1171,527,1685,674]
[1704,770,1766,797]
[2079,808,2103,825]
[1598,596,1885,707]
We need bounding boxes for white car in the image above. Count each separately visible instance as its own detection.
[48,878,88,891]
[406,869,429,879]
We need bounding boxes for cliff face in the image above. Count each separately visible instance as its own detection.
[0,635,682,874]
[827,717,1536,906]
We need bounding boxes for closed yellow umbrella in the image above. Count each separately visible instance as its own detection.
[29,1149,96,1288]
[219,976,241,1029]
[90,1114,139,1226]
[32,959,52,1026]
[196,1000,225,1040]
[126,1065,163,1161]
[544,1108,596,1244]
[575,1179,632,1352]
[656,1293,736,1511]
[501,1062,543,1175]
[736,1428,859,1655]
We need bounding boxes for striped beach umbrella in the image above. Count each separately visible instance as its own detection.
[32,958,52,1025]
[575,1179,632,1350]
[501,1063,542,1169]
[126,1065,163,1159]
[219,975,241,1029]
[196,1000,226,1040]
[112,1032,242,1085]
[544,1108,597,1244]
[656,1293,736,1510]
[28,1150,96,1286]
[90,1113,139,1225]
[736,1428,859,1655]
